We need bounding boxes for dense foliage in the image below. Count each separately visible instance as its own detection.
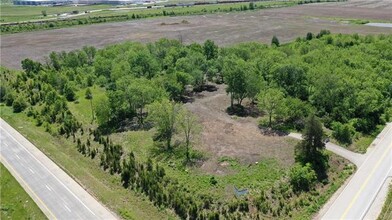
[1,32,390,219]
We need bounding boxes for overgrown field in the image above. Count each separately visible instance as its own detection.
[0,163,47,220]
[1,33,390,219]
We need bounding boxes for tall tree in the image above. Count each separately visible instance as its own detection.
[257,88,286,128]
[295,114,328,179]
[178,108,201,161]
[203,40,218,60]
[223,56,251,107]
[271,35,280,47]
[147,99,182,150]
[85,88,94,122]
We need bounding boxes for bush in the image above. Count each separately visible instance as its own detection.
[289,163,317,192]
[12,96,27,113]
[271,35,280,47]
[332,122,354,145]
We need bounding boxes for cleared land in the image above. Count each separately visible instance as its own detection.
[185,84,296,174]
[0,163,47,220]
[1,2,392,69]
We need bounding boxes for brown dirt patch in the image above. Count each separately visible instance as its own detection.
[185,84,296,174]
[1,1,392,69]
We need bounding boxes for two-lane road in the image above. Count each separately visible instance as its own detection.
[322,123,392,220]
[0,118,117,220]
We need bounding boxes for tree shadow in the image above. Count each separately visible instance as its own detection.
[226,103,261,118]
[193,84,218,93]
[149,141,206,169]
[258,125,289,136]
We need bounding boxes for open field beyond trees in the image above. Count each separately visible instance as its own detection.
[1,1,392,69]
[0,163,47,220]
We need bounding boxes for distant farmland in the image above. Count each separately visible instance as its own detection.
[1,1,392,69]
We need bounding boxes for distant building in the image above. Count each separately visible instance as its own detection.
[74,0,137,4]
[13,0,137,5]
[13,0,72,5]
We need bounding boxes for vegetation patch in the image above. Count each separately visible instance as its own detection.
[378,183,392,220]
[1,32,389,219]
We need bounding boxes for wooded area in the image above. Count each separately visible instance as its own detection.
[1,32,390,219]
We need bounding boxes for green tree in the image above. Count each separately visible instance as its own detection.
[271,35,280,47]
[223,56,251,107]
[272,64,308,100]
[257,88,286,128]
[295,114,328,179]
[246,70,265,103]
[127,78,166,125]
[85,88,92,99]
[332,122,354,145]
[63,83,75,101]
[85,88,94,121]
[203,40,218,60]
[306,32,313,41]
[12,95,27,113]
[95,96,110,126]
[21,58,42,75]
[147,99,182,150]
[178,108,201,161]
[289,163,317,192]
[249,2,255,10]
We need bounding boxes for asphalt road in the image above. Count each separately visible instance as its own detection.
[322,123,392,220]
[0,118,117,220]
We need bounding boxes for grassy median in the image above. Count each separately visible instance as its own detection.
[0,163,47,220]
[0,105,175,220]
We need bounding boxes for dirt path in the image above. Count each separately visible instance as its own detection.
[288,133,366,166]
[185,84,296,174]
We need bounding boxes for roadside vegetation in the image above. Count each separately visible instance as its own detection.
[378,184,392,220]
[0,0,346,34]
[0,163,47,220]
[0,32,390,219]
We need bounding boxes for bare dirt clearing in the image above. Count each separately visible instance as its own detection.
[185,84,296,174]
[1,1,392,69]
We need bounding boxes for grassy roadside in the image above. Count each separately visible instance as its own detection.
[378,184,392,220]
[0,105,175,220]
[0,163,47,220]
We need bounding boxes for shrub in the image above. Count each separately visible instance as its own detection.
[271,35,280,47]
[332,122,354,145]
[12,96,27,113]
[289,163,317,192]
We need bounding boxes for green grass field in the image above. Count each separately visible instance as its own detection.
[0,1,295,23]
[0,4,113,23]
[0,163,47,220]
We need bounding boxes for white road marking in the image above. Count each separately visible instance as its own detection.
[64,204,71,212]
[16,155,21,160]
[0,127,96,216]
[45,185,52,191]
[3,142,8,146]
[28,168,35,174]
